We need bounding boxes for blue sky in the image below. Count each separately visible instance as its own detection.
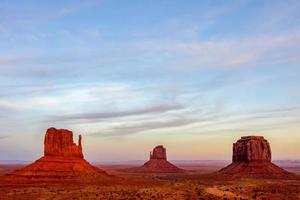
[0,0,300,162]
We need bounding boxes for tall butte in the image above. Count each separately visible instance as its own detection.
[218,136,293,178]
[135,145,184,173]
[8,127,113,182]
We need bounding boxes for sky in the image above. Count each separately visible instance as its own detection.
[0,0,300,162]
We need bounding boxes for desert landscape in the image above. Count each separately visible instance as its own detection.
[1,0,300,199]
[1,168,299,199]
[0,128,299,199]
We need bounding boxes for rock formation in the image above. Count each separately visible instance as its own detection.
[232,136,271,162]
[44,127,83,158]
[7,128,113,182]
[219,136,293,177]
[150,145,167,160]
[134,145,184,173]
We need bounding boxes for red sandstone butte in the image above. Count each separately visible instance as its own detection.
[44,127,83,158]
[219,136,293,178]
[7,127,112,182]
[135,145,184,173]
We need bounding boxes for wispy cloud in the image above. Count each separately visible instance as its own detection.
[183,107,300,135]
[1,28,298,82]
[0,1,100,28]
[135,28,300,70]
[88,106,300,138]
[0,136,8,140]
[89,117,198,137]
[48,103,184,123]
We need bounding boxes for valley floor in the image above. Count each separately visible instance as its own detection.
[0,161,299,200]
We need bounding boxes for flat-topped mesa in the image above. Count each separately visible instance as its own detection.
[232,136,271,163]
[150,145,167,160]
[44,127,83,158]
[218,135,293,177]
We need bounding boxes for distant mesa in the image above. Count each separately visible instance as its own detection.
[7,127,114,182]
[150,145,167,160]
[218,136,293,178]
[133,145,184,173]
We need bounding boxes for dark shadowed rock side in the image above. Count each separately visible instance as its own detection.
[133,145,184,173]
[218,136,293,178]
[6,128,113,183]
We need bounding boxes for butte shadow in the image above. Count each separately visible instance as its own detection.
[128,145,184,174]
[3,127,116,184]
[218,136,294,178]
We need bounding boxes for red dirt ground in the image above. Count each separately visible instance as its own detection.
[0,160,299,199]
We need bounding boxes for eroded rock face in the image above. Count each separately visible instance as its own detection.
[219,136,292,177]
[44,127,83,158]
[232,136,271,162]
[150,145,167,160]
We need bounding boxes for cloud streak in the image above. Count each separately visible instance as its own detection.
[48,103,184,122]
[135,28,300,70]
[90,117,198,138]
[88,106,300,138]
[0,136,8,140]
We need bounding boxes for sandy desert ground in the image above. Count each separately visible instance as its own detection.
[0,160,299,200]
